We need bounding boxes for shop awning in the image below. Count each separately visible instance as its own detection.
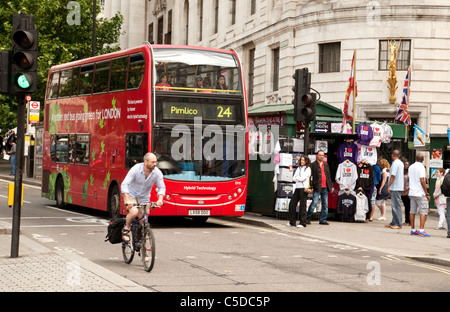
[247,103,294,115]
[247,101,341,117]
[247,101,408,140]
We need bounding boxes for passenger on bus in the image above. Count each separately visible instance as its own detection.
[202,77,214,93]
[156,73,172,91]
[215,75,229,93]
[194,75,204,91]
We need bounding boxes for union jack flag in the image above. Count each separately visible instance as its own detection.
[396,66,411,125]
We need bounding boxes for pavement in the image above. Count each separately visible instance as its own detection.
[0,158,449,292]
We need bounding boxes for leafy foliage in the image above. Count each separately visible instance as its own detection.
[0,0,123,134]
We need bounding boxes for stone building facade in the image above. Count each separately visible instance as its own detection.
[103,0,450,147]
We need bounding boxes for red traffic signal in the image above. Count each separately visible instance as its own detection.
[13,30,36,49]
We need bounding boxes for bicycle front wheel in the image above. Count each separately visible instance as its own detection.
[122,237,135,264]
[141,225,156,272]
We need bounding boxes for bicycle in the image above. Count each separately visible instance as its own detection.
[122,202,159,272]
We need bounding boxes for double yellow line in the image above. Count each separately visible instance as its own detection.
[382,255,450,275]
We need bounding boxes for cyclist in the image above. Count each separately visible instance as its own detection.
[121,152,165,242]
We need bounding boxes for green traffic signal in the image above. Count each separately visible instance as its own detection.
[17,74,31,89]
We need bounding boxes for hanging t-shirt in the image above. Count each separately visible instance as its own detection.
[357,122,374,146]
[356,162,374,193]
[337,192,357,220]
[248,129,262,155]
[337,141,358,164]
[381,123,393,143]
[356,142,377,165]
[355,193,369,221]
[369,123,384,147]
[336,160,358,193]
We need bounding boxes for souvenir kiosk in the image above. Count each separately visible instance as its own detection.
[247,101,409,220]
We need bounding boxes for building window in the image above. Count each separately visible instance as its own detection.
[379,39,411,71]
[184,0,189,44]
[251,0,256,15]
[248,48,255,106]
[148,23,154,44]
[231,0,236,25]
[319,42,341,73]
[272,47,280,91]
[157,16,164,44]
[165,10,172,44]
[214,0,219,34]
[199,0,203,41]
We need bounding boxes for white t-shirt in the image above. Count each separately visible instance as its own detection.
[356,143,378,165]
[369,123,384,147]
[408,161,426,197]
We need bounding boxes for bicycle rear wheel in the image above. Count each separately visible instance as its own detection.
[141,225,155,272]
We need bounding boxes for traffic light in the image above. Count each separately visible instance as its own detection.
[300,92,316,121]
[10,13,38,94]
[0,50,12,93]
[292,68,316,122]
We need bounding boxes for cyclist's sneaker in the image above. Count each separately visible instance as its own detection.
[418,230,430,237]
[410,230,419,235]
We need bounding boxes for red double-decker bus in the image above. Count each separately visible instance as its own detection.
[41,44,248,221]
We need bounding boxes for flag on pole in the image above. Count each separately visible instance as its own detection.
[342,51,357,122]
[396,66,411,125]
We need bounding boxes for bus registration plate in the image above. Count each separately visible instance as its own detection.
[189,210,210,216]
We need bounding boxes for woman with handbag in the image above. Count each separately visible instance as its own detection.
[288,156,312,228]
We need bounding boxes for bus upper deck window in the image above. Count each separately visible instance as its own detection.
[127,54,145,90]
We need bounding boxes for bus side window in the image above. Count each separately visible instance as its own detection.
[47,72,60,100]
[110,56,128,91]
[76,134,90,165]
[127,53,145,90]
[72,66,80,95]
[59,68,73,98]
[125,133,148,169]
[54,134,68,163]
[79,64,94,95]
[68,134,76,163]
[93,61,111,94]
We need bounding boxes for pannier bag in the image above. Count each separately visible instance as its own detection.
[105,218,126,244]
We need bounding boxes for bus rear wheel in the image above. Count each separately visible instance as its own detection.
[108,185,121,219]
[55,177,65,208]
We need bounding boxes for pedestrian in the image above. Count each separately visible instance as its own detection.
[7,141,16,175]
[287,156,311,228]
[368,161,381,221]
[433,168,447,230]
[386,150,404,229]
[401,161,411,226]
[443,169,450,238]
[407,153,430,237]
[374,158,390,221]
[307,150,334,225]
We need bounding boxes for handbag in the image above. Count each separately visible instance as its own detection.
[305,175,314,194]
[3,154,10,161]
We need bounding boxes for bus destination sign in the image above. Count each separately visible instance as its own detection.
[162,102,236,122]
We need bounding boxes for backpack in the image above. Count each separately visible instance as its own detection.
[441,172,450,197]
[105,218,126,244]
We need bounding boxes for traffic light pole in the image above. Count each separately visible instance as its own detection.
[304,120,310,157]
[11,94,26,258]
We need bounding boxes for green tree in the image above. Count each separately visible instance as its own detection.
[0,0,123,134]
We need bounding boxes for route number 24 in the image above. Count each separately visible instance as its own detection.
[217,106,232,118]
